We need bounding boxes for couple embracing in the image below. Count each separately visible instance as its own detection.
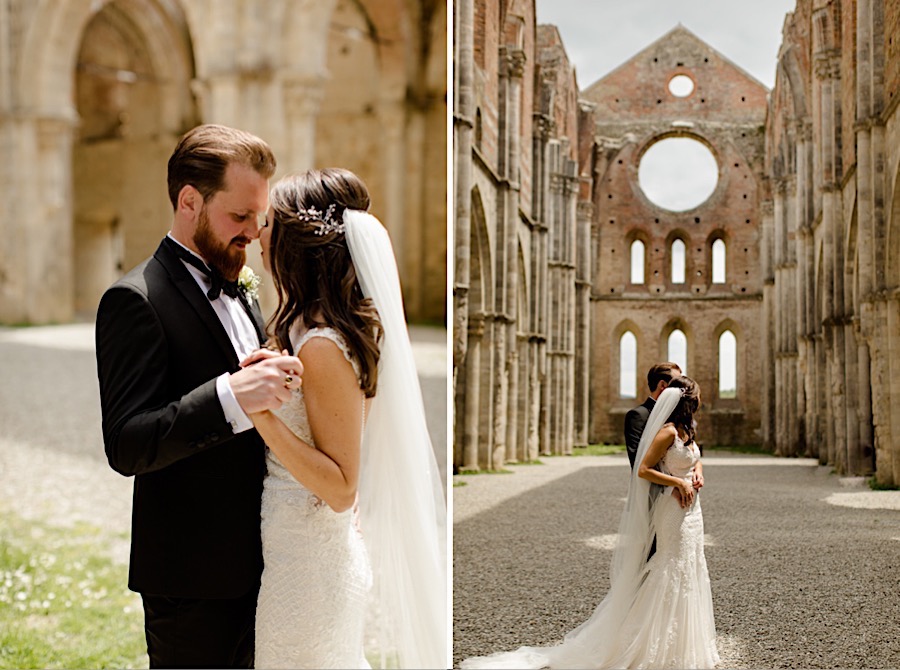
[463,364,719,669]
[95,125,446,669]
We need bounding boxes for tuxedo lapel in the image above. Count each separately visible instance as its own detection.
[240,294,267,346]
[154,241,240,368]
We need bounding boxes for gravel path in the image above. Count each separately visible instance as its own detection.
[0,323,447,565]
[453,453,900,669]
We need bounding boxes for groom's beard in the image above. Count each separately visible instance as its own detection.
[193,204,248,281]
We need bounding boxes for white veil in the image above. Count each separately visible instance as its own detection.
[462,387,684,669]
[343,209,448,669]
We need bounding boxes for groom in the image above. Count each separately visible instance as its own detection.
[624,362,682,468]
[624,363,704,559]
[96,124,302,668]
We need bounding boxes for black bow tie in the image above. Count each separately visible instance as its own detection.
[165,237,240,300]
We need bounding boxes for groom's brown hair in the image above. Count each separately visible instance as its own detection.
[166,124,276,209]
[647,362,682,393]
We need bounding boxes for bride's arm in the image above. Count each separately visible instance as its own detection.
[250,337,363,513]
[637,425,695,504]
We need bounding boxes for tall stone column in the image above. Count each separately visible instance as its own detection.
[453,0,474,466]
[856,330,875,473]
[462,316,484,472]
[574,199,593,447]
[282,77,326,172]
[761,199,776,450]
[502,46,526,465]
[843,320,861,473]
[30,116,77,323]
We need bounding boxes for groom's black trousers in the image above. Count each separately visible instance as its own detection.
[141,585,258,669]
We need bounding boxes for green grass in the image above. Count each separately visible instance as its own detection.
[868,477,900,491]
[453,480,468,487]
[0,511,147,669]
[456,468,514,475]
[572,444,627,457]
[704,444,770,455]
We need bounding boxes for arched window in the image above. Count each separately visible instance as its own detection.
[619,331,637,398]
[475,109,483,151]
[712,239,726,284]
[630,240,645,284]
[719,330,737,398]
[671,239,686,284]
[667,329,687,372]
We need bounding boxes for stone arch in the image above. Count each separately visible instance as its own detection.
[665,228,692,286]
[457,185,494,471]
[660,317,693,372]
[469,186,493,313]
[20,0,194,121]
[613,319,642,399]
[713,318,743,399]
[72,0,198,313]
[707,229,728,285]
[625,228,649,285]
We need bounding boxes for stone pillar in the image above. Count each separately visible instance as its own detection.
[761,199,776,450]
[282,77,326,173]
[856,331,875,474]
[843,320,861,473]
[462,316,484,472]
[453,0,474,465]
[574,199,593,447]
[502,46,526,465]
[32,117,78,323]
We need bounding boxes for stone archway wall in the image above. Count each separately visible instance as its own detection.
[1,0,445,324]
[72,0,197,315]
[309,0,447,323]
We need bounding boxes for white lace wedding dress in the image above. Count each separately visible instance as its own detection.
[255,327,373,669]
[463,434,718,669]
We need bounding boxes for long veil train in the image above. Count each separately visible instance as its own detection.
[344,209,448,669]
[461,388,685,669]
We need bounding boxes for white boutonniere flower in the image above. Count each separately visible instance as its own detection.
[238,266,261,302]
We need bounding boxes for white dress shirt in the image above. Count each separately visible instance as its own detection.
[167,234,256,434]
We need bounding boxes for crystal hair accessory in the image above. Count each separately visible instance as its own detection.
[296,203,344,236]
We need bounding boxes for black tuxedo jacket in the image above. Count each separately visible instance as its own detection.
[624,397,656,468]
[96,239,267,599]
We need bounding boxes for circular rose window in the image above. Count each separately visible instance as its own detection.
[668,75,695,97]
[638,137,718,212]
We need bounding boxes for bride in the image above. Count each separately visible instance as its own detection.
[244,168,446,668]
[463,376,718,669]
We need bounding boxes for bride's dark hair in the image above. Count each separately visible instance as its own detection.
[665,375,701,445]
[266,168,382,397]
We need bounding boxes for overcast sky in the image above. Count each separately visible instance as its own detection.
[535,0,797,90]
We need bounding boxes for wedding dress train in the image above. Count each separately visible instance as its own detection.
[462,389,718,670]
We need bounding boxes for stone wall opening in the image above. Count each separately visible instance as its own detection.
[637,136,718,211]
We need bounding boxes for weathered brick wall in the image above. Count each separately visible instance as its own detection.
[536,25,579,161]
[473,0,501,170]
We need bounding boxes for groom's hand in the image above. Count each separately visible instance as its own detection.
[230,353,303,414]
